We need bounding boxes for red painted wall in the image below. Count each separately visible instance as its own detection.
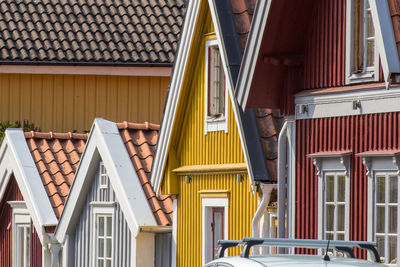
[0,176,42,267]
[296,113,400,253]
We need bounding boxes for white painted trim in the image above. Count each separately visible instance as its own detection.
[204,39,229,134]
[295,85,400,119]
[150,0,201,194]
[10,201,31,267]
[201,197,228,266]
[369,0,400,83]
[171,198,177,267]
[55,118,157,243]
[345,0,379,85]
[0,65,172,77]
[152,0,257,194]
[286,118,296,239]
[235,0,272,110]
[0,128,58,245]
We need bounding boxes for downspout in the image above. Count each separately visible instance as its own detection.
[277,121,288,239]
[252,183,275,255]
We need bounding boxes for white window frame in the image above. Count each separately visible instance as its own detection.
[360,153,400,265]
[91,204,115,267]
[98,161,109,195]
[346,0,379,84]
[8,201,31,267]
[201,197,228,265]
[204,39,228,134]
[309,153,351,241]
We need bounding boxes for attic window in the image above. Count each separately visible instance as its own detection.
[346,0,379,84]
[204,39,228,134]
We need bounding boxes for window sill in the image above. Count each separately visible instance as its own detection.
[205,117,227,134]
[347,71,376,84]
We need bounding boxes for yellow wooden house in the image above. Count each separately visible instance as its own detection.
[151,0,282,266]
[0,0,186,132]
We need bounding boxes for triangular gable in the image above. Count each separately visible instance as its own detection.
[56,118,159,243]
[151,0,263,194]
[0,129,58,244]
[235,0,400,111]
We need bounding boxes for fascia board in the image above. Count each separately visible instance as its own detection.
[234,0,272,109]
[208,0,257,192]
[3,129,58,244]
[56,119,157,243]
[94,119,157,232]
[369,0,400,83]
[151,0,201,194]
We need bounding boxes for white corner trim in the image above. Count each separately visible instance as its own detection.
[295,85,400,119]
[369,0,400,83]
[150,0,201,194]
[235,0,272,109]
[56,118,157,243]
[0,65,172,77]
[0,129,58,245]
[201,197,228,265]
[171,198,178,267]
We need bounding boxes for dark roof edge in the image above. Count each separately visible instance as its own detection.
[212,0,243,86]
[0,61,173,67]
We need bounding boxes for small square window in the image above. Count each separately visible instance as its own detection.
[204,39,228,134]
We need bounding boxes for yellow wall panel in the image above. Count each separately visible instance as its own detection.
[0,74,169,132]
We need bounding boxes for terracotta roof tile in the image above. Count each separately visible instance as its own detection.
[0,0,186,65]
[255,109,284,182]
[25,131,88,219]
[230,0,257,52]
[118,121,172,226]
[388,0,400,57]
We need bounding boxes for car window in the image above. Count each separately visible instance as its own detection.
[216,264,233,267]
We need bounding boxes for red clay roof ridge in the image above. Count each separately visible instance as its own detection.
[25,131,88,140]
[116,121,160,131]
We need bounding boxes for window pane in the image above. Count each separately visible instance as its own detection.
[376,236,385,259]
[326,233,334,240]
[337,233,345,240]
[106,238,112,257]
[98,259,104,267]
[389,206,398,234]
[99,217,104,236]
[376,176,385,203]
[377,206,385,233]
[337,205,345,231]
[366,39,375,68]
[390,176,398,203]
[326,175,335,202]
[106,216,112,237]
[389,236,397,264]
[26,227,31,267]
[99,239,104,257]
[106,260,111,267]
[366,11,374,38]
[337,176,345,202]
[326,204,334,231]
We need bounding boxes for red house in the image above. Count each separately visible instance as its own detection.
[236,0,400,264]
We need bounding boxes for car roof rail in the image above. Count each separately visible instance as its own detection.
[217,238,380,262]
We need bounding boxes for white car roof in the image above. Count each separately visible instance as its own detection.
[208,255,387,267]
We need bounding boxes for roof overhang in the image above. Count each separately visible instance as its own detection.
[0,129,58,244]
[55,118,157,243]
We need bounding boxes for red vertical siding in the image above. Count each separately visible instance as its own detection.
[0,176,43,267]
[31,222,42,267]
[0,177,23,267]
[303,0,384,90]
[296,113,400,255]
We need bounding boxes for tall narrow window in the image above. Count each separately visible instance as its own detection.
[374,172,399,265]
[8,201,31,267]
[346,0,378,83]
[96,214,113,267]
[204,39,228,134]
[324,173,347,240]
[98,162,109,196]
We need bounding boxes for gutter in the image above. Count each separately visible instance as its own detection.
[140,225,173,233]
[277,121,288,239]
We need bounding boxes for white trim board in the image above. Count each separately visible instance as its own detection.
[0,65,172,77]
[55,118,157,243]
[295,86,400,119]
[151,0,257,194]
[0,129,58,245]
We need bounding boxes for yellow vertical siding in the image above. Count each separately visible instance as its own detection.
[177,174,257,267]
[162,2,258,267]
[0,74,169,132]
